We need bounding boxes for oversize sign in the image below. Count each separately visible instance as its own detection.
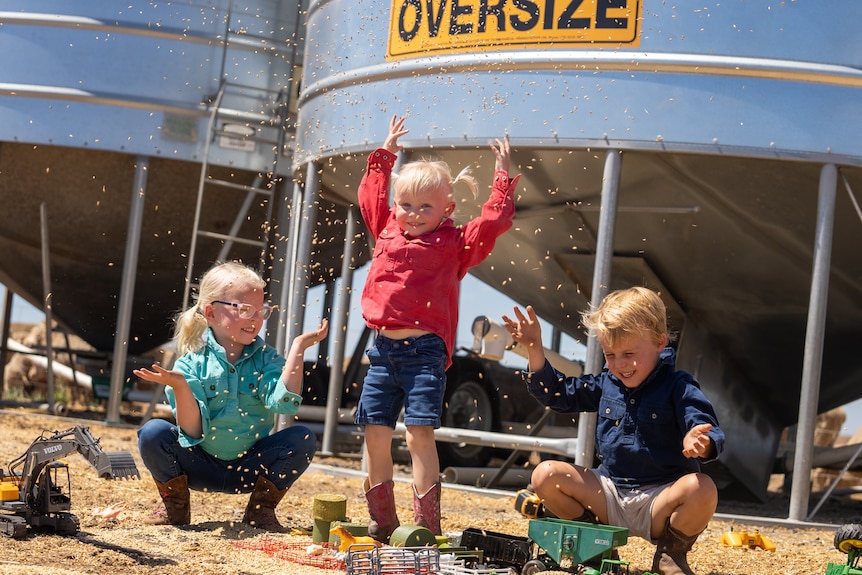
[387,0,642,60]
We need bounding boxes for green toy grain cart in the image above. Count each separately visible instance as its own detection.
[460,519,656,575]
[525,518,629,574]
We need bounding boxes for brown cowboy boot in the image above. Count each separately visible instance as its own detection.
[364,478,400,543]
[242,475,290,532]
[412,481,441,535]
[145,474,191,526]
[651,518,702,575]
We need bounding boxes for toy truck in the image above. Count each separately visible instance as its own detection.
[460,518,658,575]
[0,425,140,538]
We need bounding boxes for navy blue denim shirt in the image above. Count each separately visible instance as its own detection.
[524,347,725,489]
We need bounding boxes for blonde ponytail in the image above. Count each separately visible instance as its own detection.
[451,165,478,200]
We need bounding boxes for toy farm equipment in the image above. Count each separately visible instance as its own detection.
[720,527,776,551]
[461,518,657,575]
[0,425,140,538]
[826,524,862,575]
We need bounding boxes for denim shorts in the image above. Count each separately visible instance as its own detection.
[355,333,447,428]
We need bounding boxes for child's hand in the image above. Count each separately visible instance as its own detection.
[295,318,329,353]
[133,364,188,390]
[491,134,511,174]
[682,423,715,459]
[502,305,543,349]
[384,115,409,153]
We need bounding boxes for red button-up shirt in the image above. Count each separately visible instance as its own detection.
[359,148,518,367]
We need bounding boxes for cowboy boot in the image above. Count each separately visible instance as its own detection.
[651,517,702,575]
[413,481,441,535]
[145,474,191,526]
[364,478,400,543]
[242,475,290,532]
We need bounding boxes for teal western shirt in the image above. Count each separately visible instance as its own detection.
[166,328,303,460]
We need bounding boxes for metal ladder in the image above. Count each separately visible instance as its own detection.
[181,9,292,311]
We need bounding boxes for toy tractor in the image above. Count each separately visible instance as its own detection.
[826,524,862,575]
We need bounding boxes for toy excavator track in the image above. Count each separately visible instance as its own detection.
[0,514,27,538]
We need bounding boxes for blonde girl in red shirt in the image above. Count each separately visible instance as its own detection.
[356,115,518,541]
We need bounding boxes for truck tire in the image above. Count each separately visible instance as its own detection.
[834,523,862,554]
[438,375,494,468]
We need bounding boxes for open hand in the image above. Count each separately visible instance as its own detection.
[502,305,543,349]
[384,115,409,153]
[132,364,187,390]
[682,423,715,458]
[295,318,330,353]
[491,134,511,174]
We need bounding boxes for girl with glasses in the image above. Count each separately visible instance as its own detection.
[134,261,328,531]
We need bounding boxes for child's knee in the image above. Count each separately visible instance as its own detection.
[678,472,718,507]
[531,459,573,488]
[137,419,175,458]
[405,425,435,448]
[693,473,718,505]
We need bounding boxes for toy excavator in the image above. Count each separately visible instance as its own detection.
[0,425,140,538]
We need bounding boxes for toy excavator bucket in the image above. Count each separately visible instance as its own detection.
[96,452,140,480]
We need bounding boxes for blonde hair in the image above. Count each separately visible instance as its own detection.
[173,261,266,355]
[393,159,479,208]
[580,286,672,349]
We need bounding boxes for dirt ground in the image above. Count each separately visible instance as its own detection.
[0,407,859,575]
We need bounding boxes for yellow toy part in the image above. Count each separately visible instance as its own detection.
[720,527,776,552]
[0,479,19,501]
[329,524,381,552]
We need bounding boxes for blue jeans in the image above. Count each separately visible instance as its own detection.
[137,418,316,492]
[355,333,447,428]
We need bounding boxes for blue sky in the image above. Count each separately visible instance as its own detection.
[4,276,862,438]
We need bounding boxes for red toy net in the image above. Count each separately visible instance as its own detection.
[231,538,346,571]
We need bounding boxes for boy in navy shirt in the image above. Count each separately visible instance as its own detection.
[503,287,724,575]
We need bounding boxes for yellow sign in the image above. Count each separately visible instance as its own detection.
[387,0,642,60]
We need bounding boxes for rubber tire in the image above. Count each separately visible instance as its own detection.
[438,375,494,468]
[834,523,862,554]
[521,559,548,575]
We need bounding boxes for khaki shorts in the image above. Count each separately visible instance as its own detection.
[590,467,673,543]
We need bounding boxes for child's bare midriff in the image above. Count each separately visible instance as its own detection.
[377,327,432,340]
